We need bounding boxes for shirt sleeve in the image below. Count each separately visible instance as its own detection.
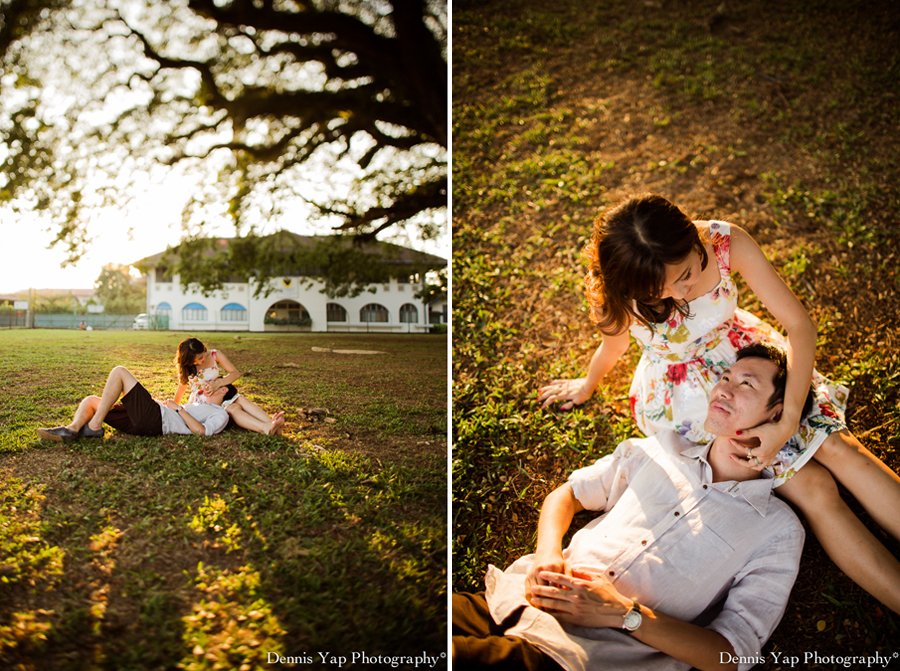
[567,438,647,511]
[201,409,229,436]
[706,518,805,670]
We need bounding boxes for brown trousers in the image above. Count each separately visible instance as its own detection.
[452,592,565,671]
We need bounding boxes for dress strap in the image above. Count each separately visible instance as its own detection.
[707,221,732,275]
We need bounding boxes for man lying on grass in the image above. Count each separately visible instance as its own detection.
[37,365,233,442]
[453,344,813,671]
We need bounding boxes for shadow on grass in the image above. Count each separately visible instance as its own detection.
[2,433,447,669]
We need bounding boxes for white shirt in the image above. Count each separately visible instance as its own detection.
[484,430,805,671]
[160,403,229,436]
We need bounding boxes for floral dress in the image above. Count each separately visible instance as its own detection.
[628,221,848,487]
[188,350,240,407]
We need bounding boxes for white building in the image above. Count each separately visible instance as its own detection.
[135,233,447,333]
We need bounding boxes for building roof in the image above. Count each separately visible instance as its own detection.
[134,231,446,271]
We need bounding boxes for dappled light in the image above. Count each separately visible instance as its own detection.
[0,329,447,667]
[454,0,900,663]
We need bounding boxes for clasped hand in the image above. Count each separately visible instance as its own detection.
[537,378,593,411]
[525,552,568,607]
[529,569,630,629]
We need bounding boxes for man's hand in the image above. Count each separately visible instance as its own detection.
[529,569,631,628]
[524,552,569,608]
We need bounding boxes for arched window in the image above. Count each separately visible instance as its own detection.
[182,302,208,321]
[360,303,389,323]
[399,303,418,323]
[156,302,172,317]
[326,303,347,322]
[265,300,311,326]
[221,303,248,322]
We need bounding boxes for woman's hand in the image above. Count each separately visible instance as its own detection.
[203,379,223,393]
[730,417,797,471]
[525,552,569,608]
[529,569,631,628]
[537,379,594,410]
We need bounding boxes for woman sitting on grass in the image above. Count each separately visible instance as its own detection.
[537,193,900,614]
[174,337,285,436]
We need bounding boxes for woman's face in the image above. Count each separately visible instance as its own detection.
[193,349,211,368]
[660,249,703,300]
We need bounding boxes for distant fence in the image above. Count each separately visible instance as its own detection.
[0,313,155,330]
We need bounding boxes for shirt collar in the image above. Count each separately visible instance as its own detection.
[679,442,776,517]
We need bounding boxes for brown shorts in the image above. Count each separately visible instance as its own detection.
[104,382,163,436]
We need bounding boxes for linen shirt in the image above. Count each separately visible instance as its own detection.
[160,403,229,436]
[484,430,804,671]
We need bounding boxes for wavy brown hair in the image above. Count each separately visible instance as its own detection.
[175,337,207,385]
[583,194,708,334]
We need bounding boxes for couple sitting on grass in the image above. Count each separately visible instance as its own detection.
[454,344,807,671]
[456,195,900,670]
[37,337,286,442]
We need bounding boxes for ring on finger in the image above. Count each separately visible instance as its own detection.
[752,456,761,466]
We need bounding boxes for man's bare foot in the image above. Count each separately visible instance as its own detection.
[267,412,286,436]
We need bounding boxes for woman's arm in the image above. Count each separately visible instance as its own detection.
[173,383,188,404]
[538,329,631,410]
[730,224,818,467]
[210,349,242,389]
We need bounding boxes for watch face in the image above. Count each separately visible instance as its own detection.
[623,610,642,631]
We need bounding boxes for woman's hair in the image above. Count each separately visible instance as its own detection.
[175,337,207,385]
[583,193,708,334]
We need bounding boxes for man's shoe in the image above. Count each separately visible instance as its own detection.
[37,426,79,443]
[79,424,105,439]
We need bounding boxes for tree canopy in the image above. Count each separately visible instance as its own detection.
[1,0,447,291]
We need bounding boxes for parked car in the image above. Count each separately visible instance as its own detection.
[133,313,150,330]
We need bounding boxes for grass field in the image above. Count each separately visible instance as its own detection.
[0,329,448,670]
[453,0,900,667]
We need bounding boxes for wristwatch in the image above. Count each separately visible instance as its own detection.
[622,599,642,632]
[175,407,182,414]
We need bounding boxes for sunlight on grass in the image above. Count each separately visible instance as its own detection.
[180,564,287,671]
[0,330,447,666]
[0,479,63,653]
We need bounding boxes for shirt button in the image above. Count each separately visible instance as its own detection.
[608,570,615,577]
[703,484,708,489]
[674,511,680,517]
[641,540,647,546]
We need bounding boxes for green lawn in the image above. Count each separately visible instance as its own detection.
[0,329,448,670]
[453,0,900,664]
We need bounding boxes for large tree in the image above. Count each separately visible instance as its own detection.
[1,0,447,291]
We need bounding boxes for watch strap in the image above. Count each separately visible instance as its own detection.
[622,599,642,632]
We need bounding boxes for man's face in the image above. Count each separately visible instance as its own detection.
[704,356,782,438]
[206,386,229,406]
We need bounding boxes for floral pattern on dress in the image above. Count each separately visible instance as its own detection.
[627,220,848,487]
[188,350,240,407]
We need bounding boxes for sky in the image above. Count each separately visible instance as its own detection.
[1,177,193,295]
[0,176,449,297]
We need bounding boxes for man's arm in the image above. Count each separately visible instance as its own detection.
[524,483,584,606]
[532,570,738,671]
[164,400,208,435]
